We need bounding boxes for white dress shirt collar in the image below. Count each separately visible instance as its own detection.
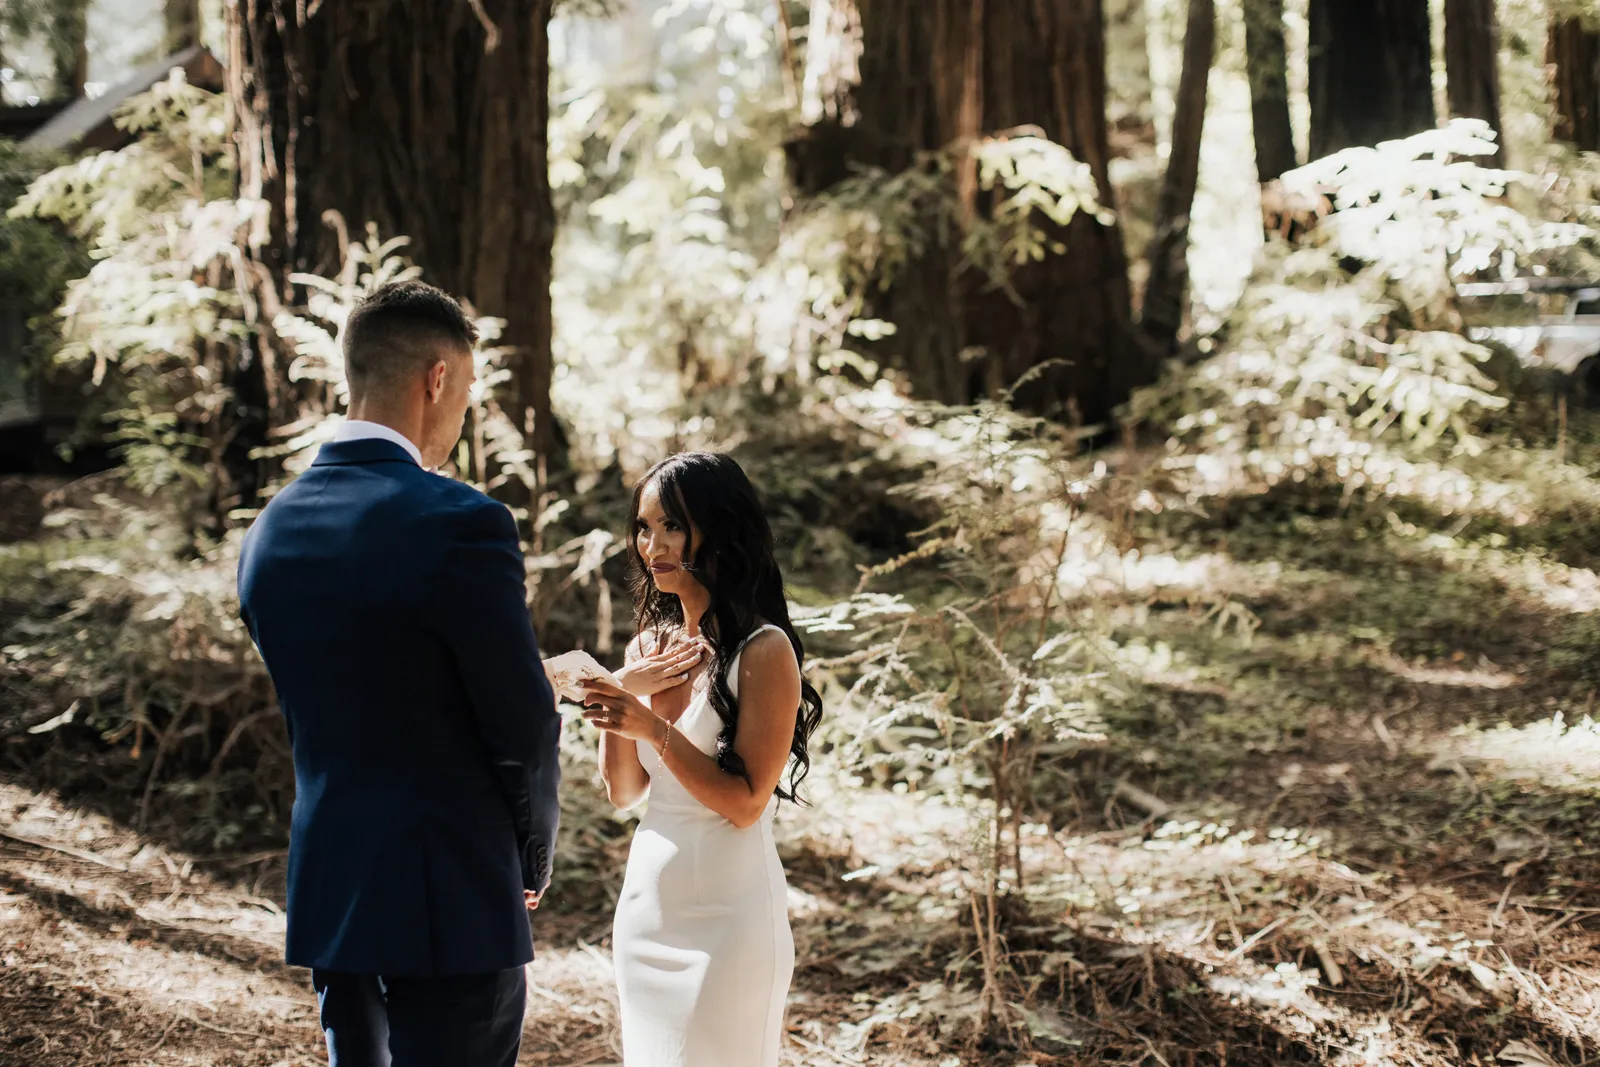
[332,419,424,466]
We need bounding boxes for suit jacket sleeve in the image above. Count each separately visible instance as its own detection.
[434,496,562,894]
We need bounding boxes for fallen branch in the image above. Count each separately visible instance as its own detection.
[1112,778,1173,819]
[1227,915,1290,960]
[0,827,129,872]
[1312,939,1344,987]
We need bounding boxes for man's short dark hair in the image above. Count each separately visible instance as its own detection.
[343,281,479,397]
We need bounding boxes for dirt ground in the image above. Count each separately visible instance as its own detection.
[4,479,1600,1065]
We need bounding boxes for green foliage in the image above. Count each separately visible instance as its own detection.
[0,492,280,844]
[776,135,1109,398]
[0,0,89,101]
[547,0,793,471]
[12,71,244,508]
[0,139,85,407]
[795,397,1115,907]
[263,227,546,500]
[1132,122,1597,479]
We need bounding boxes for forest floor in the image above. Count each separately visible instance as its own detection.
[4,468,1600,1066]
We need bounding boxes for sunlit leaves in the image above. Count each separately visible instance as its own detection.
[1134,120,1595,487]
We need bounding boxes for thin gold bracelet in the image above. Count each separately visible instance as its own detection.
[654,721,672,770]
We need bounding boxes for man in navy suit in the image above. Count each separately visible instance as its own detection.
[238,281,561,1066]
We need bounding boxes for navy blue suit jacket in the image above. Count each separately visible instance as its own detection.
[237,438,561,977]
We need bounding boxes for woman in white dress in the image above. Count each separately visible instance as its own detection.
[578,451,824,1067]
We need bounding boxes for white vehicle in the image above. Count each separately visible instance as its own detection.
[1460,281,1600,373]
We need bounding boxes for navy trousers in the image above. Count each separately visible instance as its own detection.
[312,967,526,1067]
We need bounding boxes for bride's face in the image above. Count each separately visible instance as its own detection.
[636,480,705,599]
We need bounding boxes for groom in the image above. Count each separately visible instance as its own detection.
[238,281,562,1066]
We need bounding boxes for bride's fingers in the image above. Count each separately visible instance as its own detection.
[579,677,626,698]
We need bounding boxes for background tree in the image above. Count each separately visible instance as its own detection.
[1308,0,1435,158]
[165,0,202,55]
[1140,0,1215,357]
[1106,0,1156,149]
[1243,0,1296,182]
[228,0,560,471]
[1444,0,1504,163]
[790,0,1139,427]
[47,0,88,100]
[1550,14,1600,151]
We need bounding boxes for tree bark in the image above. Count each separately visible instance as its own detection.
[1308,0,1435,159]
[1140,0,1215,357]
[228,0,559,469]
[1551,17,1600,151]
[1444,0,1503,162]
[1244,0,1296,181]
[790,0,1138,427]
[165,0,202,55]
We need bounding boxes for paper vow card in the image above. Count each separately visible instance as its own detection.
[542,650,622,704]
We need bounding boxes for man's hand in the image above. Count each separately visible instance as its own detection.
[524,889,542,911]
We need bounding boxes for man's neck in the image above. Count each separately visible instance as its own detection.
[345,402,425,455]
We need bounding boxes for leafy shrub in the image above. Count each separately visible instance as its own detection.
[1131,121,1598,490]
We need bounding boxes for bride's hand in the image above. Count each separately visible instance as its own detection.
[580,677,669,746]
[615,640,704,697]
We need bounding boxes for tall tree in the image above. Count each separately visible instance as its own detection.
[1444,0,1503,162]
[1308,0,1435,158]
[47,0,88,100]
[791,0,1139,427]
[1551,16,1600,151]
[1244,0,1296,182]
[1140,0,1215,356]
[228,0,559,468]
[165,0,202,55]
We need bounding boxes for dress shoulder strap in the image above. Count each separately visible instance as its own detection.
[728,623,791,701]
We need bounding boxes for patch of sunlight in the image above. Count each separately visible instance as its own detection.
[519,939,620,1030]
[1189,67,1262,338]
[1157,424,1572,534]
[782,767,972,879]
[1372,651,1520,689]
[787,885,835,919]
[1439,713,1600,789]
[1047,513,1281,603]
[1,885,311,1027]
[1410,533,1600,614]
[1332,1019,1406,1067]
[1209,962,1330,1021]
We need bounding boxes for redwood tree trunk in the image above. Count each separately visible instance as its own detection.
[1444,0,1503,162]
[1244,0,1296,182]
[791,0,1137,427]
[1551,17,1600,151]
[1308,0,1435,158]
[228,0,558,468]
[1140,0,1215,356]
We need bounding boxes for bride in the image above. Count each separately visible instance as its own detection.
[578,451,824,1067]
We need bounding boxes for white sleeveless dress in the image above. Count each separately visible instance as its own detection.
[612,624,795,1067]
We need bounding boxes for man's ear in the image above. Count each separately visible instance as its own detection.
[425,359,448,404]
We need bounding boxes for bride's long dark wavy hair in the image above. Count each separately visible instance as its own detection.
[627,451,824,803]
